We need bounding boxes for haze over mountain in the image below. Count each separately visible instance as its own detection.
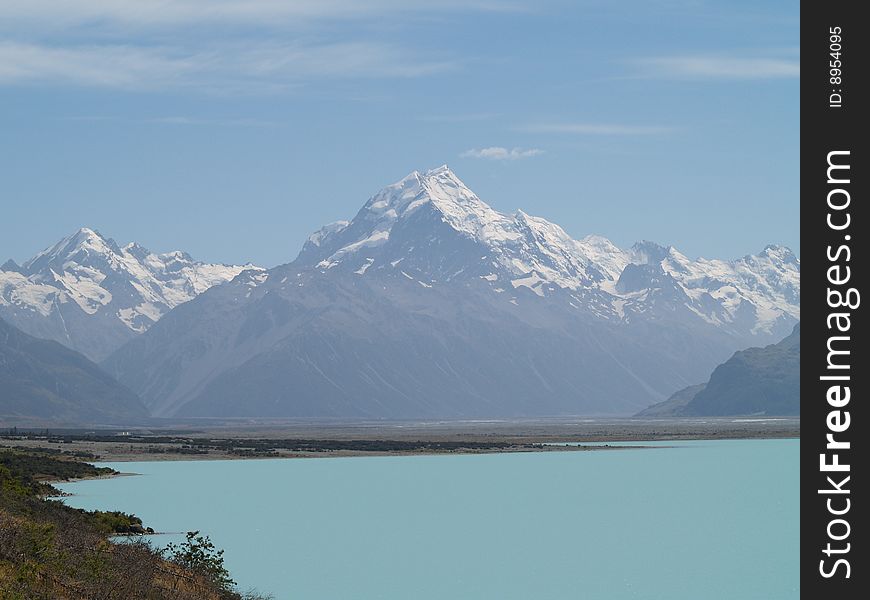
[0,316,146,424]
[103,166,800,419]
[0,229,261,361]
[638,323,800,416]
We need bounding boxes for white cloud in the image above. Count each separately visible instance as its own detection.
[0,0,525,29]
[461,147,543,160]
[0,42,198,89]
[521,123,671,135]
[0,41,454,92]
[634,56,800,79]
[0,0,493,93]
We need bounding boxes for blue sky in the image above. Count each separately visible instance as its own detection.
[0,0,798,268]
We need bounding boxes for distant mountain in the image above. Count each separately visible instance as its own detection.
[638,323,800,416]
[0,316,147,424]
[103,166,800,418]
[635,384,708,417]
[0,228,261,361]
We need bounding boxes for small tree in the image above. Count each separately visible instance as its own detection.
[165,531,236,592]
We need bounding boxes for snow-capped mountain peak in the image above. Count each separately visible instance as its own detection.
[1,228,262,360]
[295,166,799,338]
[629,240,674,266]
[298,166,510,268]
[358,165,517,243]
[300,167,626,291]
[760,244,800,265]
[23,227,115,274]
[101,165,800,420]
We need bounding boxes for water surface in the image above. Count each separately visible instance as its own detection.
[59,439,799,600]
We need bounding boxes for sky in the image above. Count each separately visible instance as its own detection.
[0,0,799,268]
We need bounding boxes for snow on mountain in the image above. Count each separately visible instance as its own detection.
[613,241,800,334]
[103,166,800,419]
[298,166,799,335]
[299,166,629,292]
[305,220,350,249]
[0,228,261,360]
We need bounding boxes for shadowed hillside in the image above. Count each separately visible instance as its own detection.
[638,324,799,416]
[0,317,147,424]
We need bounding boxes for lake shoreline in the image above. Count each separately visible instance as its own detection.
[44,470,139,486]
[6,420,799,463]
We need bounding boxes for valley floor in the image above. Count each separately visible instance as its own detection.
[1,417,799,463]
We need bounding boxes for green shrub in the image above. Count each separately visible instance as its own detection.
[165,531,236,592]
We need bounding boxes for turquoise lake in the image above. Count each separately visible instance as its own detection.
[57,439,799,600]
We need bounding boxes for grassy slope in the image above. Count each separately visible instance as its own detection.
[0,448,267,600]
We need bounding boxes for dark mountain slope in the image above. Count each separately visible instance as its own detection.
[0,316,147,423]
[638,323,800,416]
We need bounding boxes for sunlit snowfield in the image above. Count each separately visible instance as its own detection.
[59,439,798,600]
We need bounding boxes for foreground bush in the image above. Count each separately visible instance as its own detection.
[0,449,271,600]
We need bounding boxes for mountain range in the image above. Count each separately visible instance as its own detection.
[90,165,800,419]
[1,229,260,362]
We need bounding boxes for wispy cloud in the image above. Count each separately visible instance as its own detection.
[633,56,800,79]
[0,41,454,92]
[0,42,199,90]
[521,123,672,135]
[0,0,492,93]
[461,147,543,160]
[0,0,529,32]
